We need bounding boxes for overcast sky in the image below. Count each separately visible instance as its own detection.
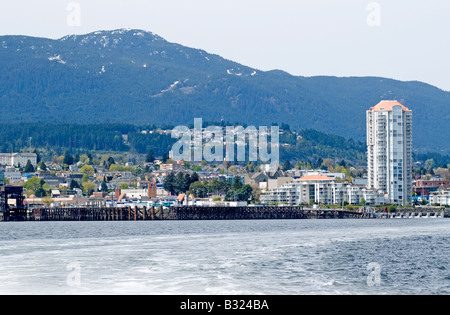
[1,0,449,91]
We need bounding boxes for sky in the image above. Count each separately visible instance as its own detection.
[1,0,449,91]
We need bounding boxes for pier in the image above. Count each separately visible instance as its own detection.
[1,206,448,222]
[27,206,163,222]
[0,206,374,222]
[1,184,448,222]
[164,206,366,220]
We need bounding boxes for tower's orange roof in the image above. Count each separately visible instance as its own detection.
[370,101,411,112]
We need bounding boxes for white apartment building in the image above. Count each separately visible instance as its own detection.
[0,153,38,168]
[0,154,11,166]
[4,167,22,183]
[261,175,386,206]
[367,101,413,206]
[429,187,450,206]
[120,188,148,199]
[159,163,184,172]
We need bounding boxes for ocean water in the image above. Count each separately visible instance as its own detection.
[0,219,449,295]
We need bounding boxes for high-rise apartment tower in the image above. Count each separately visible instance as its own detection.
[367,101,413,205]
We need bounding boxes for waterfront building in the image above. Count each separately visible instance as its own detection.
[260,175,386,206]
[429,186,450,206]
[413,179,450,198]
[367,101,413,206]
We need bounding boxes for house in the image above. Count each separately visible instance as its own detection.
[160,163,184,172]
[413,180,450,197]
[267,177,294,190]
[429,186,450,206]
[112,183,159,200]
[120,188,148,199]
[51,190,61,198]
[244,172,268,186]
[38,174,65,187]
[4,167,22,183]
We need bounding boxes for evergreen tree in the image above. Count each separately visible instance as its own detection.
[175,172,188,194]
[281,123,290,131]
[163,172,176,195]
[225,176,253,202]
[239,185,254,202]
[282,160,293,171]
[315,157,324,169]
[70,180,81,190]
[232,176,243,190]
[34,187,47,198]
[24,160,35,173]
[146,149,155,163]
[189,181,208,198]
[190,172,199,184]
[63,151,74,165]
[39,161,47,171]
[33,149,41,164]
[87,152,93,165]
[100,177,109,193]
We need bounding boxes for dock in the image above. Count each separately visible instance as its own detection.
[0,206,369,222]
[1,185,448,222]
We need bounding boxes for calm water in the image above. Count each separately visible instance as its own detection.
[0,219,449,295]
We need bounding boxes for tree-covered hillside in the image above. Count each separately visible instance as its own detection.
[0,123,368,165]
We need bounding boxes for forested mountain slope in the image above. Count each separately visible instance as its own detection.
[0,29,448,153]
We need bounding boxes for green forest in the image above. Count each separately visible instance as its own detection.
[0,123,447,166]
[0,123,367,164]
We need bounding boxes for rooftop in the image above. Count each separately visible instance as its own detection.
[370,100,411,112]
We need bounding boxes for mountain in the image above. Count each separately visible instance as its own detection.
[0,29,449,154]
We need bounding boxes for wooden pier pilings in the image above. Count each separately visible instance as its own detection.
[164,206,364,220]
[3,206,446,222]
[29,206,154,222]
[6,206,366,222]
